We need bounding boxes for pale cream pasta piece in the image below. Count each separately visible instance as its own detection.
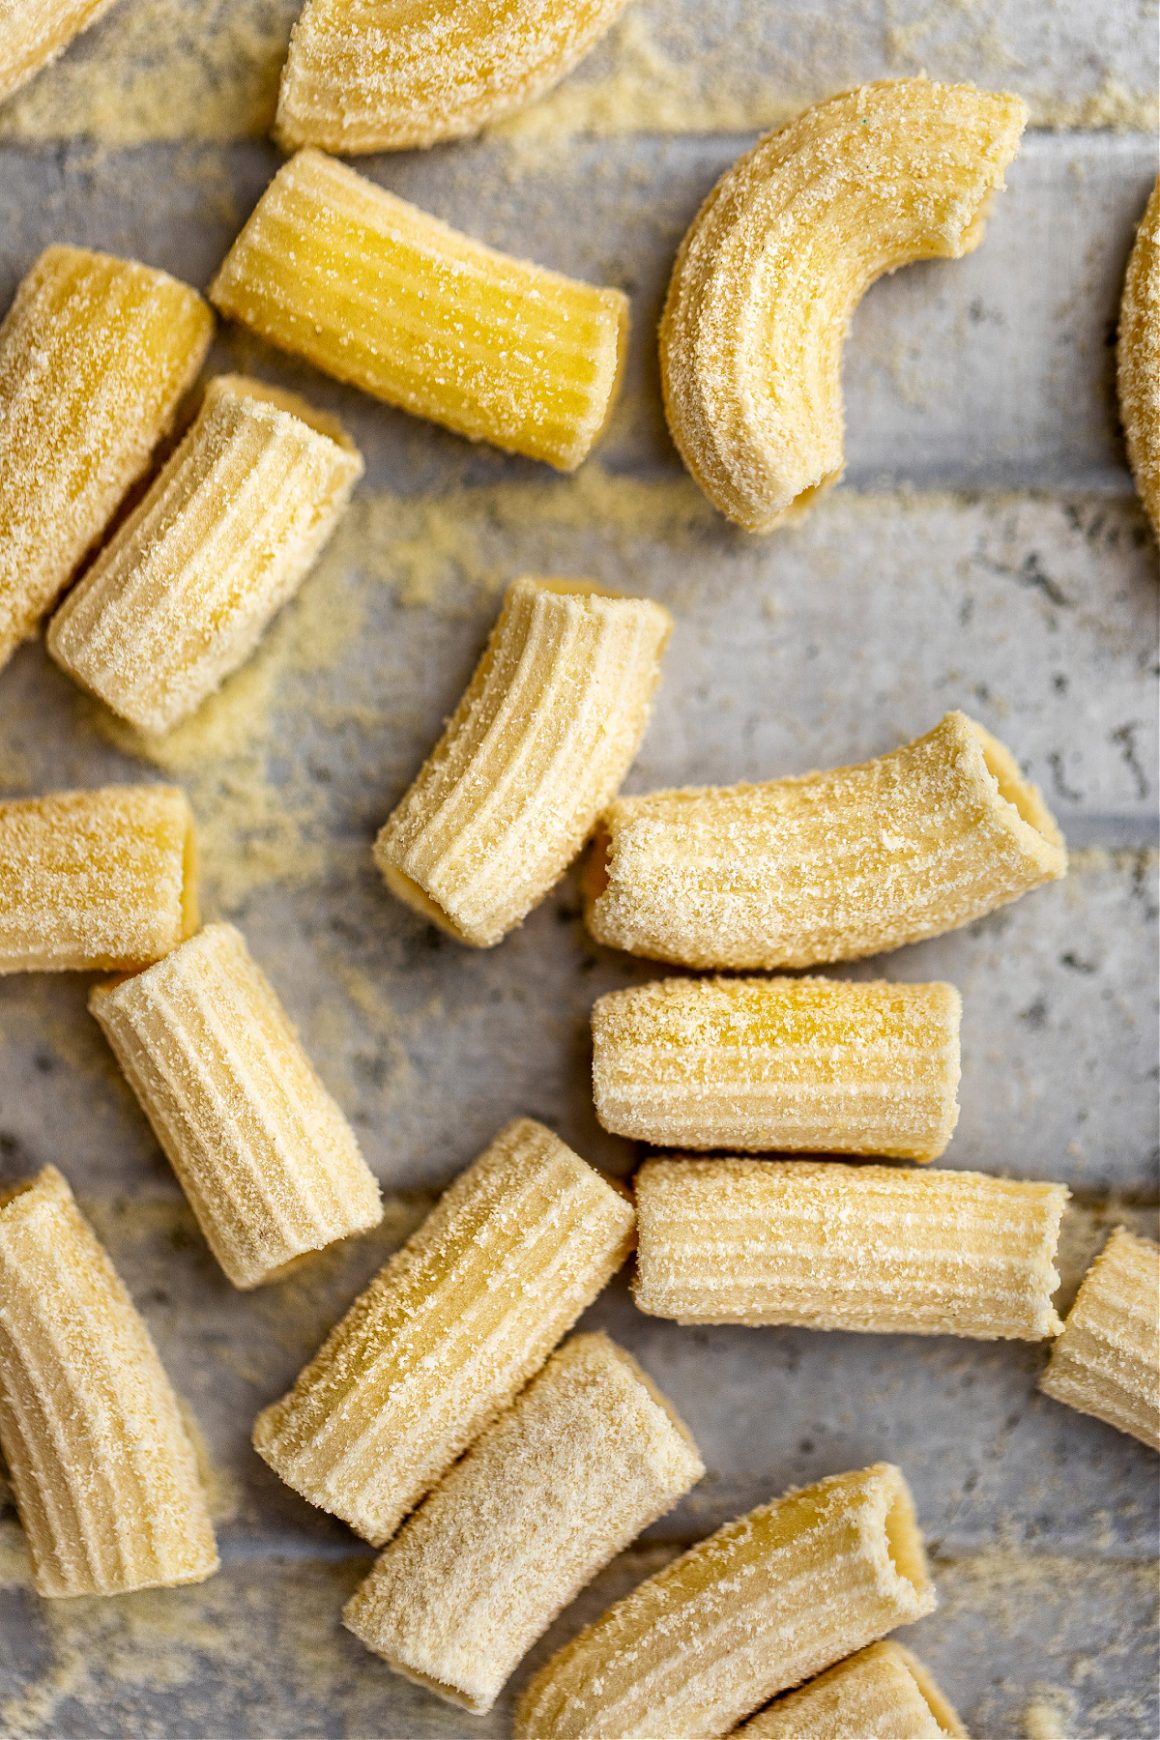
[0,0,121,106]
[660,78,1026,531]
[210,149,628,471]
[733,1642,967,1739]
[253,1118,634,1545]
[1117,177,1160,537]
[515,1461,937,1740]
[0,1166,218,1598]
[0,245,212,671]
[585,711,1066,970]
[1040,1227,1160,1450]
[343,1332,703,1713]
[375,578,671,948]
[0,785,198,973]
[47,375,363,736]
[592,976,961,1161]
[634,1159,1065,1341]
[89,923,382,1290]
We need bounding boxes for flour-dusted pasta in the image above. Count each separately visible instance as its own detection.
[1040,1227,1160,1450]
[733,1642,967,1739]
[0,0,122,106]
[1117,177,1160,536]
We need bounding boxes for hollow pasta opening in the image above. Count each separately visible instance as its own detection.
[881,1473,930,1598]
[377,1656,488,1714]
[582,825,611,903]
[902,1649,965,1738]
[974,725,1063,849]
[379,862,474,946]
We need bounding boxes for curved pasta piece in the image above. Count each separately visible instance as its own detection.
[275,0,630,154]
[0,1167,218,1598]
[733,1642,967,1740]
[0,245,212,671]
[0,0,121,107]
[1041,1227,1160,1450]
[48,375,363,736]
[375,578,671,947]
[584,711,1066,969]
[660,79,1026,531]
[1117,177,1160,537]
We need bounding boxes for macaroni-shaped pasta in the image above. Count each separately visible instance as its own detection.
[733,1642,967,1740]
[0,0,121,106]
[634,1159,1066,1341]
[375,579,671,947]
[592,976,961,1161]
[0,785,198,973]
[660,79,1026,531]
[343,1333,704,1713]
[253,1118,634,1545]
[1117,177,1160,536]
[89,923,383,1290]
[0,245,212,671]
[584,711,1066,970]
[210,149,628,471]
[275,0,630,153]
[0,1167,218,1598]
[1040,1227,1160,1450]
[47,376,363,736]
[515,1462,936,1740]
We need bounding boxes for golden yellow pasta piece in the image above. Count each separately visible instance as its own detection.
[733,1642,967,1739]
[0,1167,218,1598]
[275,0,630,153]
[0,0,121,106]
[210,149,627,470]
[343,1332,703,1713]
[515,1462,936,1740]
[634,1159,1066,1341]
[585,711,1066,970]
[1040,1227,1160,1450]
[0,245,212,670]
[375,578,671,947]
[47,375,363,736]
[660,79,1026,531]
[593,976,961,1161]
[0,785,197,973]
[253,1118,634,1545]
[89,923,382,1291]
[1117,177,1160,537]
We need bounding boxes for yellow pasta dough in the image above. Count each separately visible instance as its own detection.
[733,1642,967,1739]
[1040,1227,1160,1450]
[1117,177,1160,536]
[0,0,122,106]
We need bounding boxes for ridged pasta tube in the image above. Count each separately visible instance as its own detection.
[733,1642,967,1739]
[660,79,1026,531]
[343,1333,704,1713]
[275,0,630,154]
[634,1159,1066,1340]
[515,1462,937,1740]
[210,149,628,470]
[47,376,363,735]
[592,976,961,1161]
[1117,177,1160,536]
[584,711,1066,970]
[89,923,382,1290]
[0,1167,218,1598]
[1040,1227,1160,1450]
[252,1118,634,1545]
[0,245,212,670]
[0,785,198,973]
[0,0,121,107]
[375,578,671,947]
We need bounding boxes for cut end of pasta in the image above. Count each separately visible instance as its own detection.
[1117,177,1160,537]
[1040,1226,1160,1449]
[954,711,1067,872]
[871,1463,934,1616]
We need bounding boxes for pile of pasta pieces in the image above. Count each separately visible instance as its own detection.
[0,4,1158,1738]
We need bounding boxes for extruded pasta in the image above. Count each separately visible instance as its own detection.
[1117,177,1160,536]
[592,976,961,1161]
[343,1333,703,1713]
[89,923,382,1290]
[584,711,1066,970]
[1040,1227,1160,1450]
[634,1159,1066,1340]
[210,149,628,470]
[253,1118,634,1545]
[48,375,363,735]
[515,1462,936,1740]
[0,1167,218,1598]
[375,578,671,947]
[0,785,197,973]
[660,79,1025,530]
[733,1642,967,1739]
[0,0,122,107]
[0,245,212,671]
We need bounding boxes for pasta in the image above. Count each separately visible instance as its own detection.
[343,1332,703,1713]
[584,711,1067,970]
[375,578,671,947]
[592,976,961,1161]
[515,1461,936,1740]
[210,149,628,470]
[1117,177,1160,536]
[660,79,1026,531]
[1040,1226,1160,1450]
[633,1159,1066,1340]
[89,923,383,1290]
[0,785,198,973]
[252,1118,634,1545]
[0,1166,218,1598]
[0,245,212,671]
[47,375,363,736]
[733,1642,967,1739]
[0,0,122,107]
